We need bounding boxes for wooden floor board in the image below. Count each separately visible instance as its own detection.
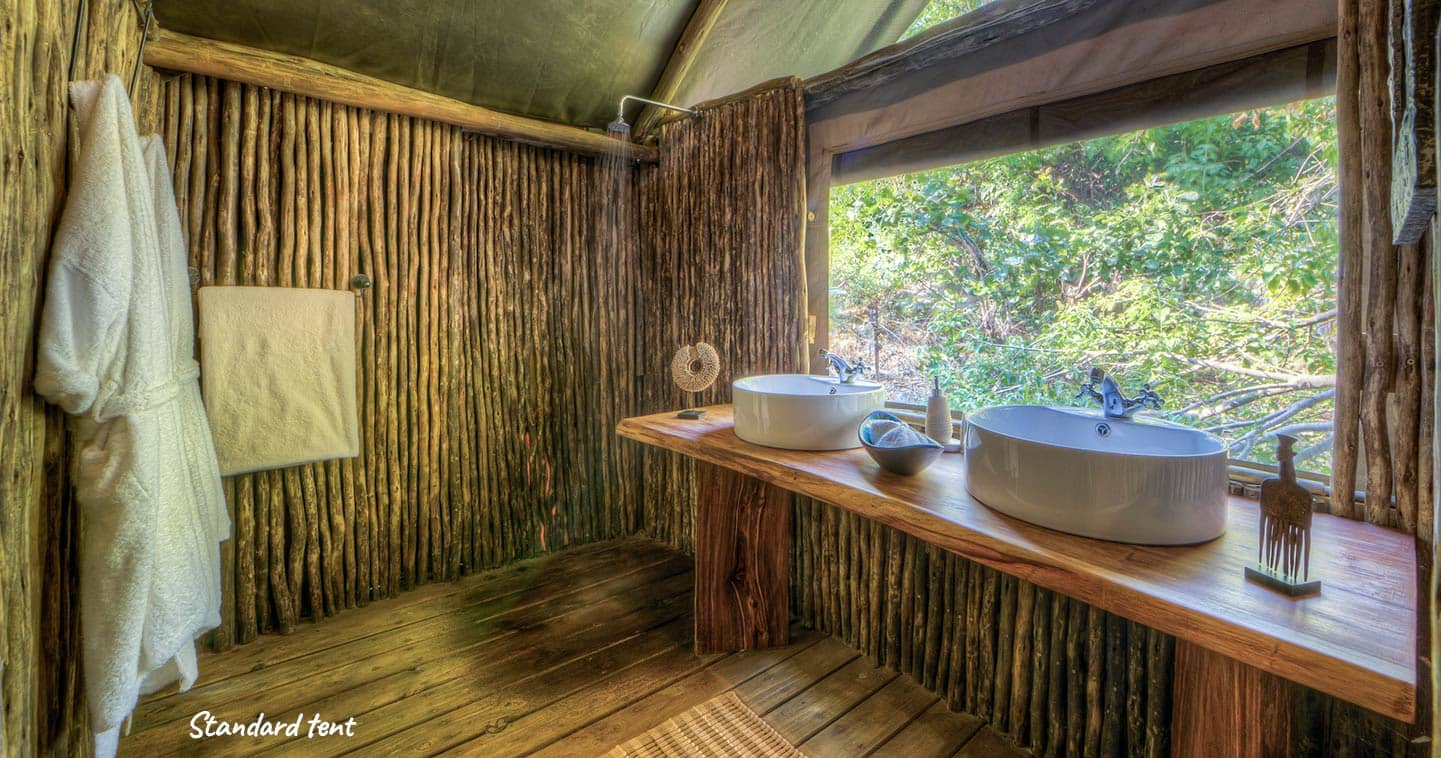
[801,674,939,756]
[953,725,1031,757]
[734,636,860,713]
[764,656,899,744]
[178,537,673,686]
[347,618,699,755]
[439,638,723,755]
[530,627,824,757]
[128,554,693,735]
[119,538,1017,758]
[875,699,987,757]
[213,579,696,756]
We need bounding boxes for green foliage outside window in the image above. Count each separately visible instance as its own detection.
[828,98,1339,470]
[902,0,994,39]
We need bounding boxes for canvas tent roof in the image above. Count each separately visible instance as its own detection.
[151,0,930,129]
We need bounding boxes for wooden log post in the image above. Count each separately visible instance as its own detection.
[1333,0,1365,519]
[1359,0,1398,525]
[693,462,790,654]
[144,30,655,162]
[1172,640,1297,757]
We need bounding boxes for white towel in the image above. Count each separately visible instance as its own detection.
[198,286,360,475]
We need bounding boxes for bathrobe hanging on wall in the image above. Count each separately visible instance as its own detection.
[34,75,230,758]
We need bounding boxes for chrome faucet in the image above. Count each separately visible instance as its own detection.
[1076,367,1162,419]
[818,348,870,384]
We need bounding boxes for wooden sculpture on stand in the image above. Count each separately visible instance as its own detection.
[1245,434,1321,596]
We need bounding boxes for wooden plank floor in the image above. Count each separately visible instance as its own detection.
[120,537,1027,757]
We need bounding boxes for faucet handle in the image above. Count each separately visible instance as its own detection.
[1077,367,1104,401]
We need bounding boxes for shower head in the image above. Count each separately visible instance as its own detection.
[607,116,631,135]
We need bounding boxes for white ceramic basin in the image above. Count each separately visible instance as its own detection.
[732,374,886,451]
[964,405,1228,545]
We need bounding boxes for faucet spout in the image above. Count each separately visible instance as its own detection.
[1077,369,1162,419]
[818,348,870,384]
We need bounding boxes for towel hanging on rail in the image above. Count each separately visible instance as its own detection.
[197,286,360,476]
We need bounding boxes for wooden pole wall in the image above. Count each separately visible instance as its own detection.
[1332,0,1435,536]
[154,73,642,650]
[7,18,1435,758]
[788,496,1411,757]
[2,1,162,754]
[636,79,809,552]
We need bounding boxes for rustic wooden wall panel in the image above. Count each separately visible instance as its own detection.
[154,74,642,649]
[8,20,1434,758]
[786,496,1413,757]
[789,497,1176,758]
[1333,0,1435,537]
[636,80,809,552]
[2,1,163,754]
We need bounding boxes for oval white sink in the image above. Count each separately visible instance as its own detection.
[964,405,1228,545]
[733,374,886,451]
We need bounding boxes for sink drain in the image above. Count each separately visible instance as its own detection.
[1095,422,1112,438]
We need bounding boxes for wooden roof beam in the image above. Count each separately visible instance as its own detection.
[633,0,730,138]
[144,28,657,162]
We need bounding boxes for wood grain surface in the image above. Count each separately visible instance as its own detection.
[1172,639,1296,757]
[694,462,791,654]
[119,538,1020,757]
[636,79,808,554]
[157,73,644,649]
[617,406,1418,722]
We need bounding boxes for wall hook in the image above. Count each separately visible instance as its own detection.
[128,0,156,100]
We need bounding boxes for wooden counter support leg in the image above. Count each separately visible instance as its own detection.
[1173,639,1297,757]
[694,461,791,654]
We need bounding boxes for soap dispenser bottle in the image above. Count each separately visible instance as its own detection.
[925,377,952,445]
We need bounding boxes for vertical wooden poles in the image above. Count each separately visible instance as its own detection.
[1333,0,1433,540]
[788,498,1181,756]
[155,74,643,648]
[637,79,808,551]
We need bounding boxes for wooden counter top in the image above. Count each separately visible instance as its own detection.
[617,406,1417,722]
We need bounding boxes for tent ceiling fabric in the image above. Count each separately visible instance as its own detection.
[672,0,929,109]
[151,0,929,129]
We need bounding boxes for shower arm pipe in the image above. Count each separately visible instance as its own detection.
[616,95,698,124]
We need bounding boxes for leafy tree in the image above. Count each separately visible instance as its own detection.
[902,0,994,38]
[830,98,1339,470]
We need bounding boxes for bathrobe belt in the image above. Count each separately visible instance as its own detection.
[94,361,201,423]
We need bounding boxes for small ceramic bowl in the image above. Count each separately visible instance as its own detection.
[858,410,943,476]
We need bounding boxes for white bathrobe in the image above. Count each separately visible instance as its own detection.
[34,75,229,758]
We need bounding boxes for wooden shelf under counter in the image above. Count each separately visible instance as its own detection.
[616,405,1417,736]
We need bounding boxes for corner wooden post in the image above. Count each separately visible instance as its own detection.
[1172,639,1297,757]
[694,461,791,654]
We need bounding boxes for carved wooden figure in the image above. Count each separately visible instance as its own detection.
[1247,434,1321,596]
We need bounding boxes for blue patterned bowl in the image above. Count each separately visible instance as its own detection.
[858,410,943,476]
